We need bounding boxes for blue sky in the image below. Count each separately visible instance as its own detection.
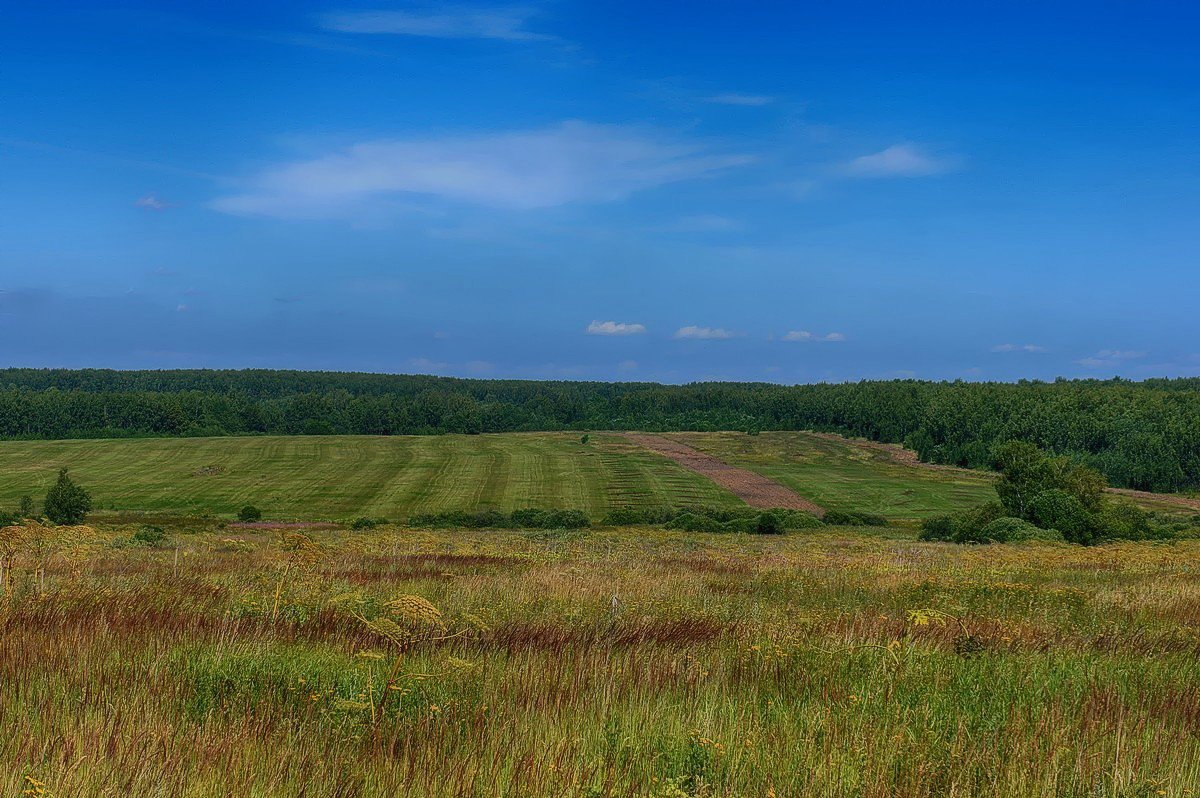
[3,2,1199,383]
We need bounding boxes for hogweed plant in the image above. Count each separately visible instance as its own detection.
[336,592,482,728]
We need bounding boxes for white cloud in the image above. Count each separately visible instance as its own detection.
[410,357,449,372]
[587,320,646,336]
[675,325,738,340]
[842,143,962,178]
[991,343,1047,353]
[1078,349,1147,368]
[321,7,548,41]
[649,214,742,233]
[135,193,172,210]
[783,330,845,342]
[213,121,753,219]
[704,93,773,106]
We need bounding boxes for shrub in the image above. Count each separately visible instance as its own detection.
[43,468,92,525]
[822,510,889,527]
[919,515,955,542]
[949,502,1007,543]
[132,525,167,546]
[238,505,263,523]
[919,502,1004,543]
[755,512,783,535]
[542,509,590,529]
[17,495,35,519]
[1028,490,1094,545]
[1093,501,1154,541]
[350,516,387,530]
[602,507,679,526]
[665,512,725,533]
[407,508,590,530]
[977,516,1062,543]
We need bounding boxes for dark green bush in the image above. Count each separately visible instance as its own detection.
[44,468,91,525]
[350,516,387,530]
[238,505,262,523]
[919,515,955,542]
[601,507,679,526]
[1028,490,1094,545]
[408,508,590,530]
[132,525,167,546]
[755,513,783,535]
[822,510,889,527]
[919,502,1004,543]
[978,516,1062,543]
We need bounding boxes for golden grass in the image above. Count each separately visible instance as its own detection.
[3,524,1200,796]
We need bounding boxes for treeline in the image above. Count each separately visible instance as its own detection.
[1,369,1199,492]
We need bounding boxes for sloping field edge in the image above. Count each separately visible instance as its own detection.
[624,433,825,516]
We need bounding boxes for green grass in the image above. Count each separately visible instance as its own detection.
[668,430,997,519]
[0,433,742,520]
[5,524,1200,796]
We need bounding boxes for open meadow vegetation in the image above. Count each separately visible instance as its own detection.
[0,433,742,520]
[4,374,1200,796]
[5,522,1200,797]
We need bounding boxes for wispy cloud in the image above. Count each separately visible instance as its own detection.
[991,343,1046,353]
[213,121,753,219]
[135,193,173,210]
[783,330,845,342]
[320,7,549,41]
[587,320,646,336]
[842,143,962,178]
[1078,349,1147,368]
[649,214,742,233]
[703,93,773,107]
[674,325,739,340]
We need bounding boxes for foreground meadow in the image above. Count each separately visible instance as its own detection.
[4,523,1200,797]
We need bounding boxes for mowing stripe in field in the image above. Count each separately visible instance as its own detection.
[665,431,996,519]
[0,433,744,519]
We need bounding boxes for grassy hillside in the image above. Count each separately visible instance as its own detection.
[669,431,997,519]
[0,433,742,520]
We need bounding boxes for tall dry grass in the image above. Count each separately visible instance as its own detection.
[3,524,1200,796]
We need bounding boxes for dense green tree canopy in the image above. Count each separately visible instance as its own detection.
[1,368,1199,491]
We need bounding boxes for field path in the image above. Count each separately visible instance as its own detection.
[624,433,825,516]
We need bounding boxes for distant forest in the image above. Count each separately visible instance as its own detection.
[0,368,1197,492]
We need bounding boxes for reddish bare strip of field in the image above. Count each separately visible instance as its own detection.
[624,433,825,516]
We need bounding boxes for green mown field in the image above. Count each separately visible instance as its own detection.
[669,431,997,519]
[0,433,742,520]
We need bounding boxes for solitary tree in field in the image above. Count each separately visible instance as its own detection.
[43,469,91,526]
[17,496,34,519]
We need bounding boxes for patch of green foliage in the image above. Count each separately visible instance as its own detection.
[132,525,168,546]
[408,508,590,530]
[922,442,1192,545]
[238,505,262,523]
[822,510,890,527]
[43,468,91,525]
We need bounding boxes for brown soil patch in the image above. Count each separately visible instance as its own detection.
[624,433,824,516]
